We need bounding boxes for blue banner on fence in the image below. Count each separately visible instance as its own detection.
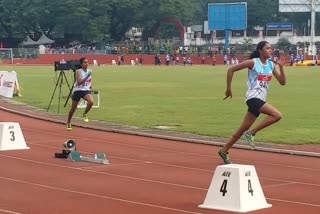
[266,23,293,30]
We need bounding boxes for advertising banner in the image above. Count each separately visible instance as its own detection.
[0,71,18,98]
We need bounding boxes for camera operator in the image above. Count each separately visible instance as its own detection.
[66,57,94,130]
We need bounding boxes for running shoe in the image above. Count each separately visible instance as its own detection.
[243,131,255,148]
[83,114,89,122]
[218,148,232,164]
[66,123,72,131]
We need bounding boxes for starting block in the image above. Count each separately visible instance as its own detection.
[199,164,271,213]
[77,90,100,108]
[69,151,109,164]
[54,149,70,158]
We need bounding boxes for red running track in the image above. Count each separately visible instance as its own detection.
[0,110,320,214]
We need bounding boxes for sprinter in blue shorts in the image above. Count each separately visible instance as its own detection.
[218,41,286,164]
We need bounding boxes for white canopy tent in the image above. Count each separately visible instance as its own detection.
[21,33,55,46]
[36,33,55,45]
[21,36,38,46]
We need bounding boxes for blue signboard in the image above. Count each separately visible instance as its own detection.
[266,23,293,30]
[208,3,247,31]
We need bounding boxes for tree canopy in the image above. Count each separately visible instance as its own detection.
[0,0,317,44]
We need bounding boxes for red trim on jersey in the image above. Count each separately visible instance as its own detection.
[258,75,272,81]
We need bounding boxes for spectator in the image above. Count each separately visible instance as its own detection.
[290,54,294,66]
[187,57,192,66]
[139,55,144,65]
[165,54,170,66]
[212,55,216,66]
[176,55,180,65]
[121,55,125,65]
[224,54,228,65]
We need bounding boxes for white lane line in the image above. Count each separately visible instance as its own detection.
[0,209,22,214]
[28,143,320,187]
[0,176,203,214]
[1,155,320,209]
[264,182,297,188]
[29,142,320,173]
[0,154,206,191]
[26,132,320,172]
[267,197,320,208]
[79,161,148,170]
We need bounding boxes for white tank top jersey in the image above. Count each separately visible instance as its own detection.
[74,68,92,91]
[245,58,274,102]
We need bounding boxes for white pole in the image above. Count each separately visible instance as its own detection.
[309,0,316,55]
[10,48,13,64]
[304,27,306,53]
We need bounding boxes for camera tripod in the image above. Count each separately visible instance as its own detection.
[47,70,73,113]
[64,79,75,108]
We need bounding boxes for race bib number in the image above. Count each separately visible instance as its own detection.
[258,75,272,88]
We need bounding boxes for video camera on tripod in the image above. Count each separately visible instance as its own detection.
[54,60,82,72]
[48,60,82,113]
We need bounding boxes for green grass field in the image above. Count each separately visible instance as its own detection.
[1,64,319,145]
